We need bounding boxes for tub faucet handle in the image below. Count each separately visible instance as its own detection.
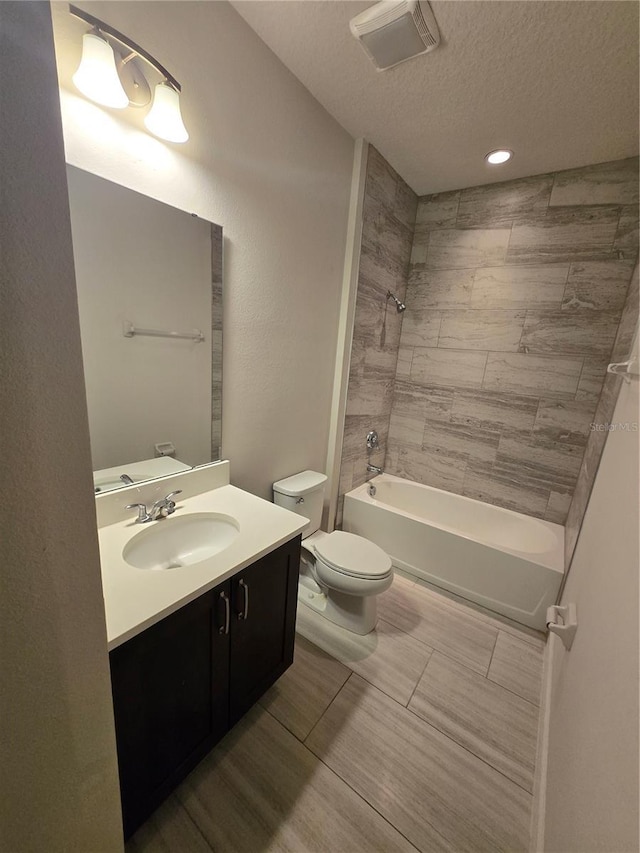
[366,430,379,450]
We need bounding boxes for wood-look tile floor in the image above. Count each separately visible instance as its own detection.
[127,574,545,853]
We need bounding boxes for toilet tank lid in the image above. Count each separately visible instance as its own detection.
[273,470,327,497]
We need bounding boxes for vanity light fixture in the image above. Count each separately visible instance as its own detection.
[485,149,513,165]
[144,83,189,144]
[72,31,129,108]
[69,4,189,143]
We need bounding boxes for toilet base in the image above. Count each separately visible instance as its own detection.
[297,583,377,635]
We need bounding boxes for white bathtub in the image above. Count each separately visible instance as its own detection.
[343,473,564,630]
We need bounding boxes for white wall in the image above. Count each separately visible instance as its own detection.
[0,3,123,849]
[542,333,639,852]
[52,0,354,499]
[67,165,212,471]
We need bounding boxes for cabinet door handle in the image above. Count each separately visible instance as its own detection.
[238,578,249,620]
[219,590,230,635]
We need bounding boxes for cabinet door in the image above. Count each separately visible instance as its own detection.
[229,536,300,723]
[110,581,231,839]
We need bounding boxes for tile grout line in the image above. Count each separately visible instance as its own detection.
[404,648,434,708]
[479,347,490,389]
[306,715,451,852]
[311,668,536,834]
[453,189,462,226]
[412,637,543,708]
[372,615,499,679]
[382,579,541,645]
[542,488,555,521]
[311,751,425,853]
[401,698,536,798]
[560,260,573,307]
[434,314,442,348]
[484,627,500,676]
[485,666,543,707]
[260,701,426,851]
[403,578,547,646]
[515,306,529,354]
[296,630,438,712]
[261,697,316,746]
[378,593,543,689]
[263,612,540,844]
[297,628,542,786]
[357,582,544,664]
[613,205,624,254]
[303,670,355,746]
[176,795,219,853]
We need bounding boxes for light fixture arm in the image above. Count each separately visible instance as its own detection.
[69,4,181,92]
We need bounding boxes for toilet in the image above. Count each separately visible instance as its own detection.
[273,470,393,635]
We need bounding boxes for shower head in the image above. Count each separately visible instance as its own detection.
[387,291,406,313]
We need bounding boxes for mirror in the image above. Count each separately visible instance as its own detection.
[66,166,223,493]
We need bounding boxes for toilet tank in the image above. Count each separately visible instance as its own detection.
[273,470,328,536]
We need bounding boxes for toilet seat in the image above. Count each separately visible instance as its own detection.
[314,531,392,581]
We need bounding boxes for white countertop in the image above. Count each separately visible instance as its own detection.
[98,484,307,650]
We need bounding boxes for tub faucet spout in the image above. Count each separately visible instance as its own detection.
[367,464,383,475]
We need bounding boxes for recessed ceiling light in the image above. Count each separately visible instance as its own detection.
[485,149,513,165]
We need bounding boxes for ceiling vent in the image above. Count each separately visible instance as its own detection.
[350,1,440,71]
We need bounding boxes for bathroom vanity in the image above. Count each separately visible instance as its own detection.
[96,463,306,838]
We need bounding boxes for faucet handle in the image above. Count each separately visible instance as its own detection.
[163,490,182,513]
[126,503,153,523]
[151,489,183,517]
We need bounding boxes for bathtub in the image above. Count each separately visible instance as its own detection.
[342,473,564,630]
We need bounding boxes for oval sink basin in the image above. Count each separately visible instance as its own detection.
[123,512,240,570]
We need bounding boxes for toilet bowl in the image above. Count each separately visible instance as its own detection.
[273,471,393,635]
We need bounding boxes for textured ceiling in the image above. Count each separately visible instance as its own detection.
[232,1,639,195]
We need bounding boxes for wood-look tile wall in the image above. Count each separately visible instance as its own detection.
[336,145,417,526]
[564,260,638,564]
[386,157,639,524]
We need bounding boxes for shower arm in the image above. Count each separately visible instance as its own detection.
[386,291,406,313]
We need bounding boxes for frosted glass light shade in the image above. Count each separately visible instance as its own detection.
[144,83,189,143]
[72,32,128,109]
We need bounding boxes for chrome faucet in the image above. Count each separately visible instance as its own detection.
[126,490,183,523]
[120,474,134,485]
[125,503,153,524]
[367,464,383,475]
[151,490,183,519]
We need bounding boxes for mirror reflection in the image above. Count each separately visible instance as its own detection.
[66,166,223,493]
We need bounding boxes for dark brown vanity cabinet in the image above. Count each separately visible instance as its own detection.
[110,536,300,839]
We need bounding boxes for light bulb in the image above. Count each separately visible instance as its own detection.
[72,32,129,109]
[485,149,513,165]
[144,83,189,144]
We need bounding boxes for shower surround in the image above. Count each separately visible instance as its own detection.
[338,151,638,529]
[337,145,417,525]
